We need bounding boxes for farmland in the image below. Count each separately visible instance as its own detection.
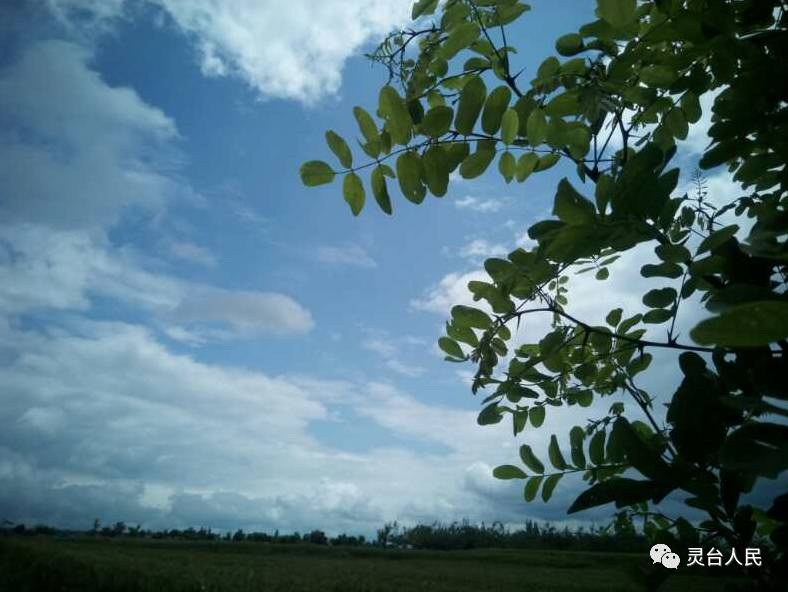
[0,536,745,592]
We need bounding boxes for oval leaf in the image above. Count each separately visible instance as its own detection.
[342,173,365,215]
[300,161,335,186]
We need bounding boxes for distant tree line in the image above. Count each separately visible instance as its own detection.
[375,516,647,552]
[0,513,647,553]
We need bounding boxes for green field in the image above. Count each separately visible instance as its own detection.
[0,536,750,592]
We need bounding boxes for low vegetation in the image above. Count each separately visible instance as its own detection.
[0,535,748,592]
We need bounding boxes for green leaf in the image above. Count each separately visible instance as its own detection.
[422,106,454,137]
[325,130,352,169]
[548,435,568,470]
[455,76,486,135]
[640,65,677,88]
[595,268,609,281]
[411,0,438,19]
[481,86,512,134]
[493,464,527,480]
[496,2,530,25]
[537,56,560,80]
[698,225,738,254]
[440,22,481,60]
[568,478,661,514]
[553,178,596,225]
[529,405,545,428]
[536,153,560,171]
[445,142,470,171]
[438,337,465,359]
[606,420,626,462]
[371,166,392,215]
[570,426,586,468]
[681,91,702,123]
[300,161,335,186]
[379,86,413,145]
[422,145,450,196]
[606,308,622,327]
[520,444,545,474]
[641,262,683,279]
[616,418,671,481]
[524,476,544,502]
[643,287,677,308]
[665,108,688,140]
[597,0,635,28]
[573,390,593,407]
[516,153,539,182]
[655,243,690,264]
[513,410,527,436]
[541,474,562,502]
[501,108,519,144]
[721,422,788,479]
[690,301,788,347]
[342,173,365,216]
[478,402,503,426]
[396,151,426,204]
[545,91,582,117]
[589,431,606,466]
[555,33,584,56]
[353,106,380,146]
[526,108,547,145]
[643,309,672,324]
[498,151,516,183]
[459,142,496,179]
[452,305,492,330]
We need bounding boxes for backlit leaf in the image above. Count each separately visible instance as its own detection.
[342,172,365,216]
[300,161,335,186]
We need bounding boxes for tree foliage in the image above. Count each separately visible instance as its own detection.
[302,0,787,588]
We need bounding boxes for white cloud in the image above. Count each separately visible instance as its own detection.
[173,288,314,336]
[411,270,486,314]
[317,244,377,268]
[45,0,128,35]
[0,42,312,341]
[0,225,181,315]
[362,332,428,378]
[0,224,313,338]
[165,240,217,267]
[454,195,508,213]
[0,40,188,229]
[457,239,508,261]
[158,0,413,102]
[385,359,426,378]
[362,338,398,358]
[0,319,555,533]
[45,0,413,103]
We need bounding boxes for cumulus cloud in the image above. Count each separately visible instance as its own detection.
[0,225,312,338]
[361,331,428,378]
[0,42,313,341]
[173,288,314,336]
[0,40,187,229]
[411,270,486,314]
[317,244,377,268]
[0,318,555,533]
[385,359,426,378]
[454,195,509,213]
[165,240,217,267]
[45,0,413,103]
[457,238,509,261]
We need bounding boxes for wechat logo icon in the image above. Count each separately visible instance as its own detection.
[650,544,681,569]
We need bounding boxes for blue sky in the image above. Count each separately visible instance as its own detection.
[0,0,746,535]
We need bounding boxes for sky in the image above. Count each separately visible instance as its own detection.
[0,0,755,536]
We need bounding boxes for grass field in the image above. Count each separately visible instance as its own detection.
[0,536,748,592]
